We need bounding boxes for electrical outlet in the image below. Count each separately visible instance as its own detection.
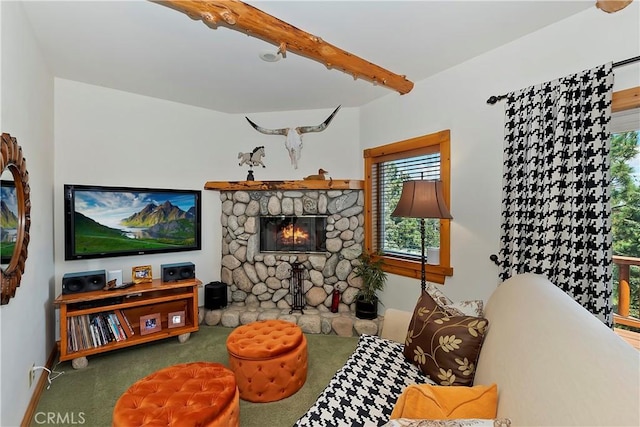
[28,363,35,387]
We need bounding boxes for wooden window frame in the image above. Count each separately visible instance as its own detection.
[612,86,640,113]
[364,129,453,284]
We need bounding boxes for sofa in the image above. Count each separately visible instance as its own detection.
[296,273,640,426]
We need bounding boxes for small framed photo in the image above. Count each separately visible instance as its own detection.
[132,265,153,284]
[168,310,186,328]
[140,313,162,335]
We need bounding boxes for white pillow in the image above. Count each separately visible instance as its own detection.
[425,283,484,317]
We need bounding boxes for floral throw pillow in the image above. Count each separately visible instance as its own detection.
[403,291,488,386]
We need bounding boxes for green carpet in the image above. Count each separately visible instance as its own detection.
[31,325,359,427]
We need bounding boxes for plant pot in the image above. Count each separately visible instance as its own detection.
[355,295,378,320]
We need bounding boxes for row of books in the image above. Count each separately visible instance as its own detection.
[67,310,135,353]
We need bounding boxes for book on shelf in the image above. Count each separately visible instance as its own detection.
[67,317,76,352]
[107,312,124,341]
[117,322,128,340]
[98,313,115,343]
[92,314,104,344]
[77,316,86,350]
[116,309,135,337]
[67,310,133,353]
[74,317,81,350]
[89,322,98,348]
[75,316,86,350]
[90,314,106,346]
[98,314,114,343]
[108,312,124,340]
[83,317,91,348]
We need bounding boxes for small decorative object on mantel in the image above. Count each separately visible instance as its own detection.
[238,146,266,168]
[239,146,265,181]
[303,168,330,180]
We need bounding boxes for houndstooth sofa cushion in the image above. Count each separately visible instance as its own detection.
[295,334,433,427]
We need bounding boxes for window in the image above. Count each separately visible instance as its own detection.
[610,86,640,326]
[364,129,452,284]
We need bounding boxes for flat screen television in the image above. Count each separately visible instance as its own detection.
[64,184,201,260]
[1,180,18,264]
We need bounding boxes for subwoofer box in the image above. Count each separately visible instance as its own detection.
[161,262,195,282]
[205,281,228,310]
[62,269,107,295]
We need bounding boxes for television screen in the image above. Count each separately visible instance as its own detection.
[1,180,18,264]
[64,184,202,260]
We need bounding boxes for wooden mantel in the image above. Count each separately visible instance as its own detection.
[204,180,364,191]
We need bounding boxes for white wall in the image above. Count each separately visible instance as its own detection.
[363,4,640,312]
[0,2,55,425]
[53,80,360,303]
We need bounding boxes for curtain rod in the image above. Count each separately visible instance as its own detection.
[486,55,640,105]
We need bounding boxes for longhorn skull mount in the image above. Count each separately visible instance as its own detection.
[245,105,341,169]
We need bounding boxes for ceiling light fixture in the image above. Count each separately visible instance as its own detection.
[259,50,282,63]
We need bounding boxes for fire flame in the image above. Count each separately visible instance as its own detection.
[280,224,310,244]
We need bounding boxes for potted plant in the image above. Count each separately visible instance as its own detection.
[353,250,388,319]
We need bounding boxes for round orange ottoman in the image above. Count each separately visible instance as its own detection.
[226,319,308,403]
[112,362,239,427]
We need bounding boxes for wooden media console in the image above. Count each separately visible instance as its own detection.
[54,278,201,368]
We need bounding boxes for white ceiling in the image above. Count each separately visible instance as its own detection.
[21,1,595,114]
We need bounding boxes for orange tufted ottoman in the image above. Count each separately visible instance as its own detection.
[112,362,239,427]
[226,319,308,403]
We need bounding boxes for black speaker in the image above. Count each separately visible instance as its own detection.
[62,270,107,295]
[161,262,195,282]
[205,281,227,310]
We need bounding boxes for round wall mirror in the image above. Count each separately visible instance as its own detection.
[1,133,31,304]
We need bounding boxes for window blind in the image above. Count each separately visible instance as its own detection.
[371,152,441,254]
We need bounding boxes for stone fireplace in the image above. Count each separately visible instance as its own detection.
[207,180,367,314]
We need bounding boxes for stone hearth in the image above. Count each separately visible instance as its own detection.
[205,180,369,317]
[199,304,382,337]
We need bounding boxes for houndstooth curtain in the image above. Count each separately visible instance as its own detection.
[498,63,614,326]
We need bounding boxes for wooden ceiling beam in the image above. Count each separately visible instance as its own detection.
[153,0,414,95]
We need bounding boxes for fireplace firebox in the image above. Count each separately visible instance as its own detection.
[260,215,327,253]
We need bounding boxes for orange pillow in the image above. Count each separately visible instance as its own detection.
[390,383,498,420]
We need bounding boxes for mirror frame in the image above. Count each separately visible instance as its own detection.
[1,133,31,304]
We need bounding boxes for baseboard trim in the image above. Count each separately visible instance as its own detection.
[20,342,59,427]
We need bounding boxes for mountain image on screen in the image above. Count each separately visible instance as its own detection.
[73,201,196,256]
[121,202,196,240]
